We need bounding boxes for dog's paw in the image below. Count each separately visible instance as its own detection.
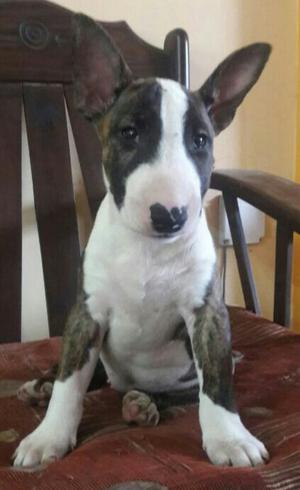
[122,390,160,426]
[17,380,53,407]
[204,430,269,467]
[13,422,75,467]
[200,393,269,467]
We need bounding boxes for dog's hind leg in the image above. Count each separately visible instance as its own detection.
[122,386,199,427]
[122,390,160,426]
[17,359,107,407]
[17,365,57,406]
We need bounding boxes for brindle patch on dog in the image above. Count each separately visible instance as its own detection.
[172,320,193,360]
[96,80,162,208]
[192,274,236,412]
[57,299,100,381]
[183,94,214,197]
[56,256,101,381]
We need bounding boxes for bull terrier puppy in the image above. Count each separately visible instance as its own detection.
[14,14,271,468]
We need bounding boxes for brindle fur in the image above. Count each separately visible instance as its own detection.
[57,298,100,381]
[98,80,163,208]
[192,273,236,412]
[56,255,101,381]
[172,320,193,360]
[150,386,199,410]
[35,257,107,387]
[34,365,58,391]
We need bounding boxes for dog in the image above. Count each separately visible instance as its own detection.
[13,13,271,468]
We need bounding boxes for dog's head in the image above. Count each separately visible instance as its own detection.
[73,14,271,239]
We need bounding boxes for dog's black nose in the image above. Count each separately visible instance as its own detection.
[150,203,188,234]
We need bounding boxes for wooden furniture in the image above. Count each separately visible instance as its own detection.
[0,1,300,489]
[211,170,300,327]
[0,0,188,343]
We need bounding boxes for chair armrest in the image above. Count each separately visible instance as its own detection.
[210,169,299,326]
[211,169,300,233]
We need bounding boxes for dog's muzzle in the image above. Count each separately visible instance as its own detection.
[150,203,188,234]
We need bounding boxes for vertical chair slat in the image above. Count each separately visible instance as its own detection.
[64,86,105,221]
[23,83,80,337]
[274,222,293,327]
[164,29,190,89]
[0,84,22,342]
[223,193,261,315]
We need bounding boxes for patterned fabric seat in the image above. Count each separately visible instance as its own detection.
[0,307,299,490]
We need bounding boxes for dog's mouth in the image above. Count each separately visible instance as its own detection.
[126,225,185,241]
[150,227,193,242]
[152,231,181,240]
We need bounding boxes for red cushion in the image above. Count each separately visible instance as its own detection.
[0,307,300,489]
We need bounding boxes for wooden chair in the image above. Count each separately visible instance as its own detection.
[0,1,300,488]
[0,0,188,344]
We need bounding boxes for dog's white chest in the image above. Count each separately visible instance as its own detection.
[83,195,216,391]
[107,249,192,351]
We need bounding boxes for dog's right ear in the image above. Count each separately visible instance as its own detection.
[73,14,133,120]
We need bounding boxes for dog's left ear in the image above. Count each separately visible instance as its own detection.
[198,43,271,135]
[73,13,133,119]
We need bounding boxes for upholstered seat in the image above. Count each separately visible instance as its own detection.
[0,308,299,489]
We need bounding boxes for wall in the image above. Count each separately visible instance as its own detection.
[215,0,298,321]
[294,6,300,331]
[22,0,298,340]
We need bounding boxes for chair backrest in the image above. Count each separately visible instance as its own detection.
[0,0,189,342]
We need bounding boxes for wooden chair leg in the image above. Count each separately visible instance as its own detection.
[274,222,293,327]
[223,193,261,315]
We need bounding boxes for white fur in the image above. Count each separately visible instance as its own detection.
[84,196,215,392]
[200,393,269,466]
[190,359,268,467]
[14,348,99,467]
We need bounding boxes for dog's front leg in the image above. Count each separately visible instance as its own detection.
[187,290,269,467]
[13,300,103,467]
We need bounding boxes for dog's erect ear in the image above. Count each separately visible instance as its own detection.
[73,13,133,119]
[198,43,271,135]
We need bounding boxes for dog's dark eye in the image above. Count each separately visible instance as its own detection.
[121,126,138,141]
[193,133,207,150]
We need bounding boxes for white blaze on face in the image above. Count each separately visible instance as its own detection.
[120,79,202,236]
